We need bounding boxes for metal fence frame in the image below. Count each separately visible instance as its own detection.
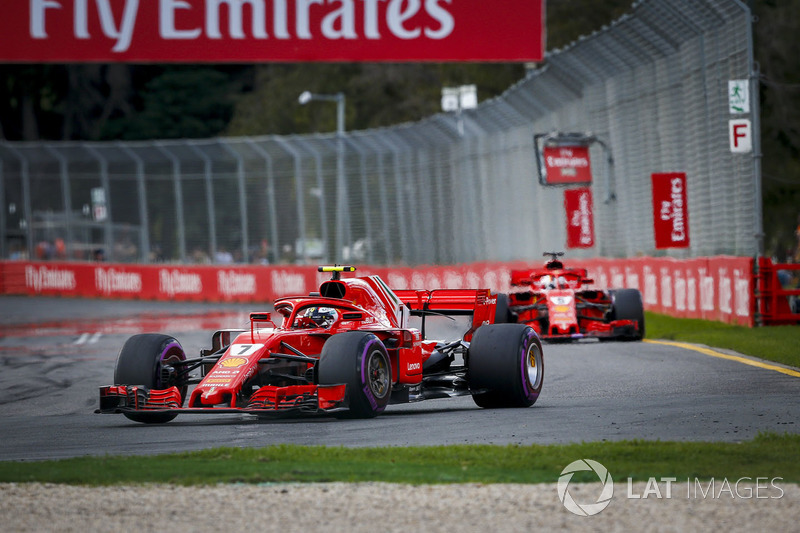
[0,0,759,266]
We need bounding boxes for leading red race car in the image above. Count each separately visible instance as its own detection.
[496,252,645,342]
[98,266,544,423]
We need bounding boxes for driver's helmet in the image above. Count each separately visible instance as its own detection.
[309,307,337,328]
[540,275,555,289]
[556,275,568,288]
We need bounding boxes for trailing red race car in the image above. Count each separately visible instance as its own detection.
[496,252,645,342]
[98,266,544,423]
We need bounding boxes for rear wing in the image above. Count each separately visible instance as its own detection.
[510,270,538,287]
[393,288,496,341]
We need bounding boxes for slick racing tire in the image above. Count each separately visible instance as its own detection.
[609,289,646,340]
[493,292,512,324]
[318,332,391,418]
[468,323,543,408]
[114,334,187,424]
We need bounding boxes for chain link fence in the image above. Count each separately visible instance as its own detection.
[0,0,758,266]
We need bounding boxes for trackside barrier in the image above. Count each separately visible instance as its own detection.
[756,257,800,326]
[0,256,755,326]
[0,256,756,326]
[571,256,754,327]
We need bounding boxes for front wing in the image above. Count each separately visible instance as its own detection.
[538,318,639,340]
[97,383,348,417]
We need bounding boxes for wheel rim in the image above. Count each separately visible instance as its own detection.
[157,352,182,388]
[525,342,542,389]
[367,350,390,399]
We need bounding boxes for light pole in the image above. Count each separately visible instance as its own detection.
[298,91,347,263]
[441,84,477,137]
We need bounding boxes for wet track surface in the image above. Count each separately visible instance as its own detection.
[1,295,798,461]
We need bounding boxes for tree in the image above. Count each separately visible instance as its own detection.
[754,0,800,257]
[101,66,248,141]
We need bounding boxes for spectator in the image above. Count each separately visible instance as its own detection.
[113,230,138,262]
[148,244,165,263]
[215,248,233,264]
[191,248,210,264]
[35,241,54,260]
[794,213,800,263]
[54,238,66,259]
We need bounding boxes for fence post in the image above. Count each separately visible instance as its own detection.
[154,142,187,263]
[273,137,309,264]
[0,158,4,260]
[343,137,374,264]
[744,2,764,257]
[42,145,74,260]
[5,147,33,260]
[220,140,250,263]
[372,133,411,265]
[84,145,114,261]
[188,142,218,262]
[117,143,150,263]
[357,135,392,265]
[294,138,329,264]
[245,138,280,265]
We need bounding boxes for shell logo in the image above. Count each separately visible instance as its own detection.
[219,357,247,368]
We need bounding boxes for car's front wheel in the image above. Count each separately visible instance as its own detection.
[609,289,645,340]
[317,332,392,418]
[114,334,187,423]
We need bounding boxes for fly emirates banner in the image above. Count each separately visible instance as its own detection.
[4,0,544,62]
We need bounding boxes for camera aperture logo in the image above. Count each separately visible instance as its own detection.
[557,459,785,517]
[558,459,614,516]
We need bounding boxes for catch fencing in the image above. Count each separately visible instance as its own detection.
[0,0,758,267]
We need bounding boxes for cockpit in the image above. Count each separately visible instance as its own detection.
[538,274,569,290]
[291,306,340,329]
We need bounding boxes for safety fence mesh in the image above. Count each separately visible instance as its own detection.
[0,0,756,266]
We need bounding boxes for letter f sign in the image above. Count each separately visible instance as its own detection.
[729,119,752,153]
[31,0,62,38]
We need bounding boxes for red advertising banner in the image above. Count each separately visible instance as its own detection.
[0,255,756,326]
[1,0,544,63]
[567,256,754,327]
[542,146,592,184]
[564,188,595,248]
[651,172,690,249]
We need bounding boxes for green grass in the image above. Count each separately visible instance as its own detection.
[646,312,800,369]
[0,433,797,485]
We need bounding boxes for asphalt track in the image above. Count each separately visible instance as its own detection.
[1,296,798,462]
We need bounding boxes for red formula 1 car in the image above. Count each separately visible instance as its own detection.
[496,252,645,342]
[98,266,544,423]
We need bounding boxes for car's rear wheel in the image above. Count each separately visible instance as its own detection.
[114,334,187,423]
[468,323,543,408]
[610,289,645,340]
[317,332,392,418]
